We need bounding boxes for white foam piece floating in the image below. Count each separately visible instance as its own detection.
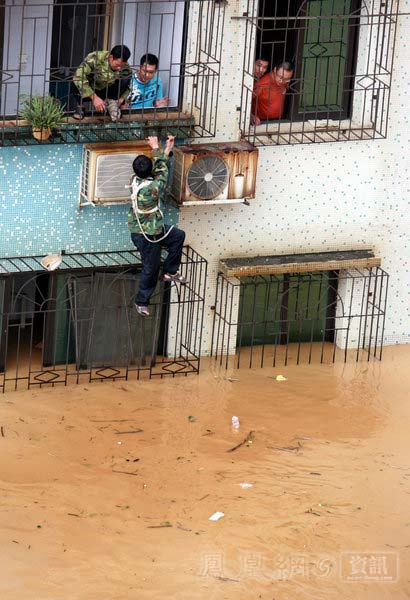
[41,254,62,271]
[239,482,253,489]
[208,511,225,521]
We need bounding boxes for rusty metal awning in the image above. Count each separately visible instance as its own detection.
[218,249,381,278]
[0,250,142,276]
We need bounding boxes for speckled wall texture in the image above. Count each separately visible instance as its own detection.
[180,3,410,352]
[0,2,409,355]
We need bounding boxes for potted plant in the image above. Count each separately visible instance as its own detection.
[19,94,65,140]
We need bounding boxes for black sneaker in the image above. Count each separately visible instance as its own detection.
[73,107,85,120]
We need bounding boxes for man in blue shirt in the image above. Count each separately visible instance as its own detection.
[128,54,169,109]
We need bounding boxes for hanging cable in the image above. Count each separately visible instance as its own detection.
[129,177,174,244]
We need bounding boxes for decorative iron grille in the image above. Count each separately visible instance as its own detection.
[0,0,225,146]
[0,246,207,392]
[239,0,400,145]
[211,267,389,368]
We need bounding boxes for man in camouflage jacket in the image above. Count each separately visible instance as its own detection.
[72,45,131,120]
[129,135,186,317]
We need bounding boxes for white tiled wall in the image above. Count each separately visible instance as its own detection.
[179,3,410,353]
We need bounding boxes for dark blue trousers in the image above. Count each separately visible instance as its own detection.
[131,225,185,306]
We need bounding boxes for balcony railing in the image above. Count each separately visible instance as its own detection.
[212,250,389,368]
[239,0,401,146]
[0,0,225,146]
[0,246,207,391]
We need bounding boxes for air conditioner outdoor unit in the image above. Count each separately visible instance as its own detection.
[170,141,258,207]
[79,141,152,207]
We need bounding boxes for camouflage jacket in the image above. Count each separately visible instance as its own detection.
[73,51,131,100]
[128,150,169,236]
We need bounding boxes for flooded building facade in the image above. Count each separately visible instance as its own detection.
[0,0,408,388]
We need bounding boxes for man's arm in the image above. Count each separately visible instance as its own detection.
[73,54,94,99]
[147,136,175,193]
[251,114,261,125]
[153,78,169,108]
[147,136,169,193]
[73,52,105,112]
[164,135,175,156]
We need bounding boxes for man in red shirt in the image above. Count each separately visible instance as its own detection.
[252,61,294,125]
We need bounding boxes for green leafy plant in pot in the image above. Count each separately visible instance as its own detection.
[19,94,65,140]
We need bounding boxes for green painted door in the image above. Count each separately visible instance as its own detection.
[299,0,356,115]
[237,272,335,347]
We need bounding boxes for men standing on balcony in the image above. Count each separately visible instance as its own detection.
[251,61,294,125]
[127,54,169,110]
[72,45,132,122]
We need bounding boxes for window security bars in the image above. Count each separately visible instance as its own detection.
[0,0,225,146]
[211,268,389,368]
[240,0,400,145]
[0,246,207,392]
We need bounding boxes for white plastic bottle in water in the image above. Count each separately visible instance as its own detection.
[231,416,240,429]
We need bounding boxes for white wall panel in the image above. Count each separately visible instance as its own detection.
[178,2,410,353]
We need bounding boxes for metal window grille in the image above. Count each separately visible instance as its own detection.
[211,267,389,368]
[239,0,401,146]
[0,0,225,146]
[0,246,207,392]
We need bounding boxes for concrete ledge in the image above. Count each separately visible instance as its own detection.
[2,111,193,128]
[218,249,381,278]
[1,112,195,146]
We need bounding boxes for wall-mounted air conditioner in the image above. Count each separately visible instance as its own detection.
[170,141,258,206]
[79,141,152,207]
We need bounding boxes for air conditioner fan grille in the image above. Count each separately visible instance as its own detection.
[186,155,229,200]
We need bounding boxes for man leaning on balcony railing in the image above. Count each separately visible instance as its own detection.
[251,60,294,126]
[72,45,132,122]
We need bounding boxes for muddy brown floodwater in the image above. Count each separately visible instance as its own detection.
[0,346,409,600]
